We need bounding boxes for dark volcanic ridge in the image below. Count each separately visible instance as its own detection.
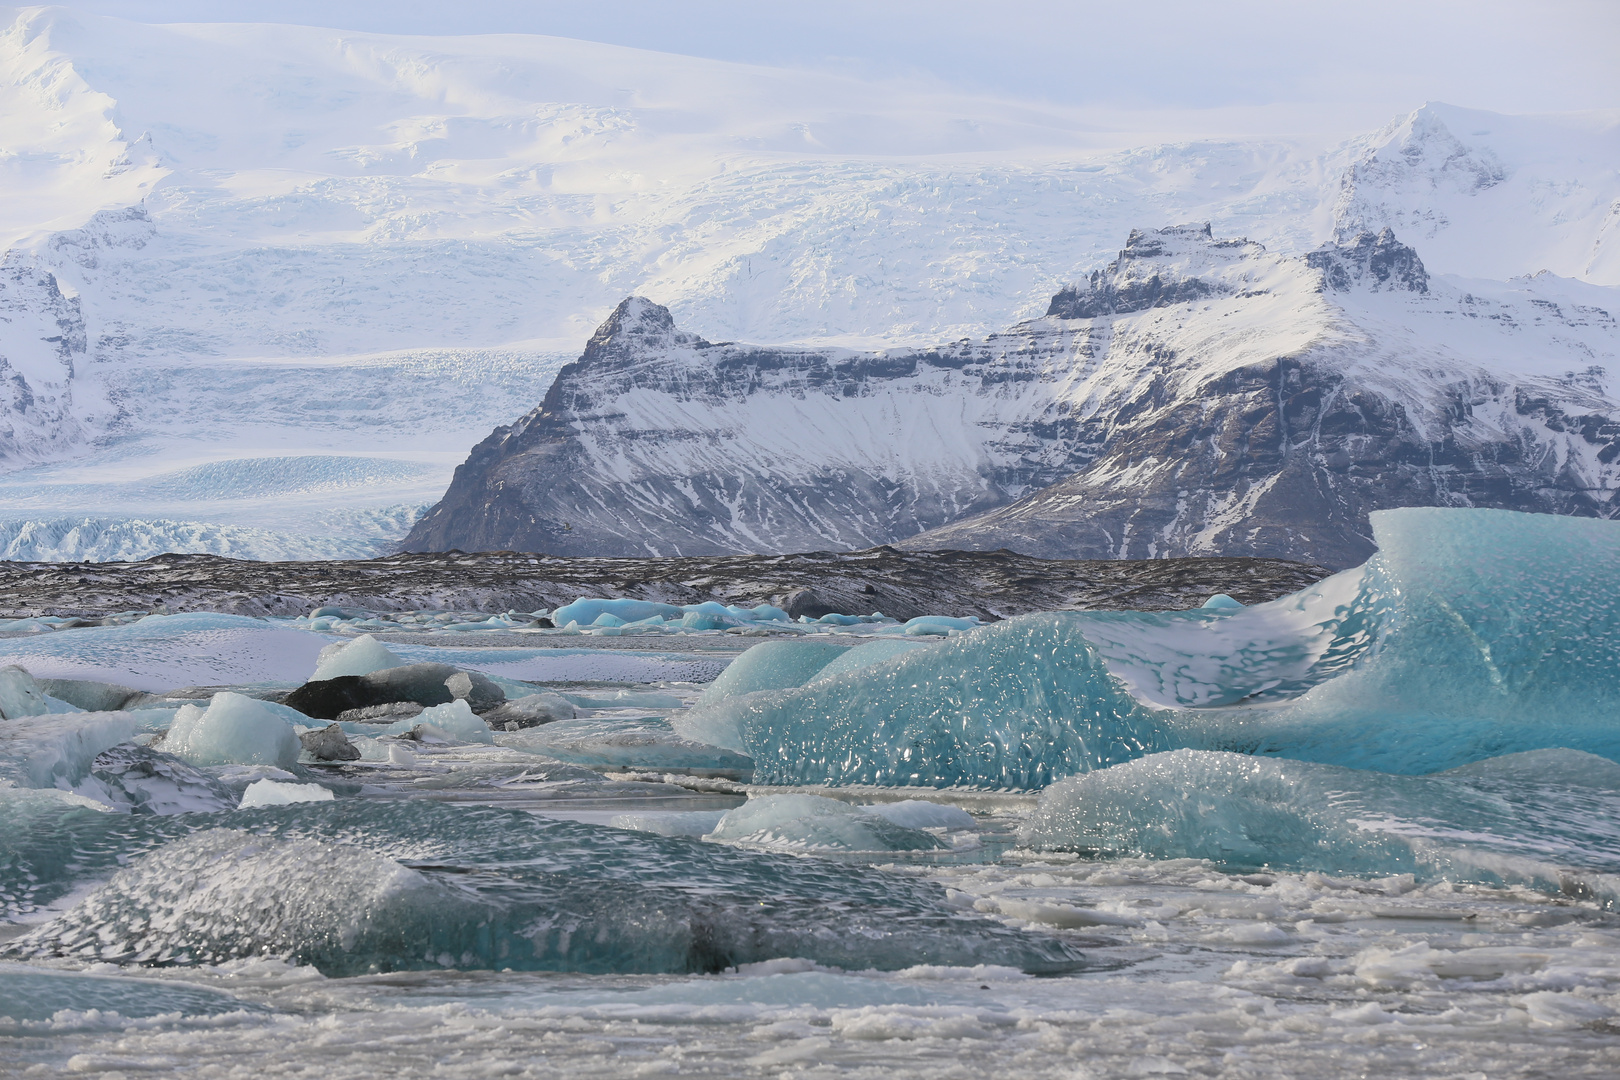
[0,548,1331,622]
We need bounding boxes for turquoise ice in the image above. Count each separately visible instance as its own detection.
[1021,747,1620,903]
[675,509,1620,787]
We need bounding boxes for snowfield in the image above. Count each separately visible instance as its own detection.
[0,6,1616,559]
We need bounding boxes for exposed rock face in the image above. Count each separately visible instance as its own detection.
[403,224,1619,568]
[0,258,99,465]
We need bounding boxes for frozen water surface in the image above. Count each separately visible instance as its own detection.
[3,509,1619,1076]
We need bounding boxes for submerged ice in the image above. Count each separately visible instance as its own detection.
[5,800,1087,976]
[1022,748,1620,900]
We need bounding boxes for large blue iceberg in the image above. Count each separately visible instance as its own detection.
[1021,747,1620,902]
[675,509,1620,786]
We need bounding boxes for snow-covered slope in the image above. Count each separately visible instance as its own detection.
[406,227,1620,567]
[0,6,1617,560]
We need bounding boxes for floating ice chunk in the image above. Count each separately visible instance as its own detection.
[12,801,1088,975]
[1021,748,1620,900]
[682,602,740,630]
[89,744,238,814]
[673,613,1162,788]
[501,718,752,778]
[708,795,948,852]
[1201,593,1244,610]
[481,692,577,729]
[384,699,492,744]
[239,779,335,808]
[696,640,851,706]
[310,634,405,681]
[163,692,301,771]
[610,810,728,837]
[38,678,140,712]
[860,800,976,831]
[551,598,684,626]
[592,612,628,627]
[0,665,48,719]
[0,712,141,789]
[899,615,981,636]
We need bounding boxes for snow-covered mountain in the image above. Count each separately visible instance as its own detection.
[0,6,1617,560]
[405,227,1620,567]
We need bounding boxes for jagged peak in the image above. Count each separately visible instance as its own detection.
[1046,224,1260,320]
[580,296,707,362]
[1306,227,1429,294]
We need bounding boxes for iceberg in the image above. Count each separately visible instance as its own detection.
[0,712,140,790]
[309,634,405,680]
[163,692,302,770]
[0,666,48,719]
[88,744,239,814]
[1021,748,1620,903]
[239,778,335,808]
[383,699,494,744]
[695,640,851,705]
[676,509,1620,787]
[7,800,1089,976]
[707,795,948,852]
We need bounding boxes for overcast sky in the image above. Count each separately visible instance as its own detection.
[60,1,1620,124]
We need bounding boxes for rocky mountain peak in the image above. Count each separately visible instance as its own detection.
[1044,223,1252,320]
[580,296,706,364]
[1306,227,1430,294]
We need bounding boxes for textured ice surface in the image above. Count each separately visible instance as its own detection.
[238,779,334,808]
[0,665,48,719]
[87,744,238,815]
[383,699,494,744]
[309,634,404,681]
[6,800,1086,975]
[0,963,256,1024]
[674,612,1162,788]
[500,718,753,777]
[809,637,938,680]
[695,640,851,705]
[0,613,327,691]
[609,810,728,837]
[0,711,140,790]
[707,795,949,852]
[862,800,977,831]
[164,693,301,771]
[680,509,1620,787]
[1022,748,1620,901]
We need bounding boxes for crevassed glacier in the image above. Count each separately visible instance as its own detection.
[674,508,1620,786]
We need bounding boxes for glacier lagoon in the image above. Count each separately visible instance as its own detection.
[1,508,1618,1078]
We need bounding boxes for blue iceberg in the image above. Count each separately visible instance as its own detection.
[674,509,1620,787]
[1021,748,1620,904]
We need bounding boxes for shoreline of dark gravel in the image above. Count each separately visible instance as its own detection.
[0,546,1333,622]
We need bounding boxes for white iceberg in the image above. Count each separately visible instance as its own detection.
[310,634,405,681]
[163,692,302,770]
[239,778,336,808]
